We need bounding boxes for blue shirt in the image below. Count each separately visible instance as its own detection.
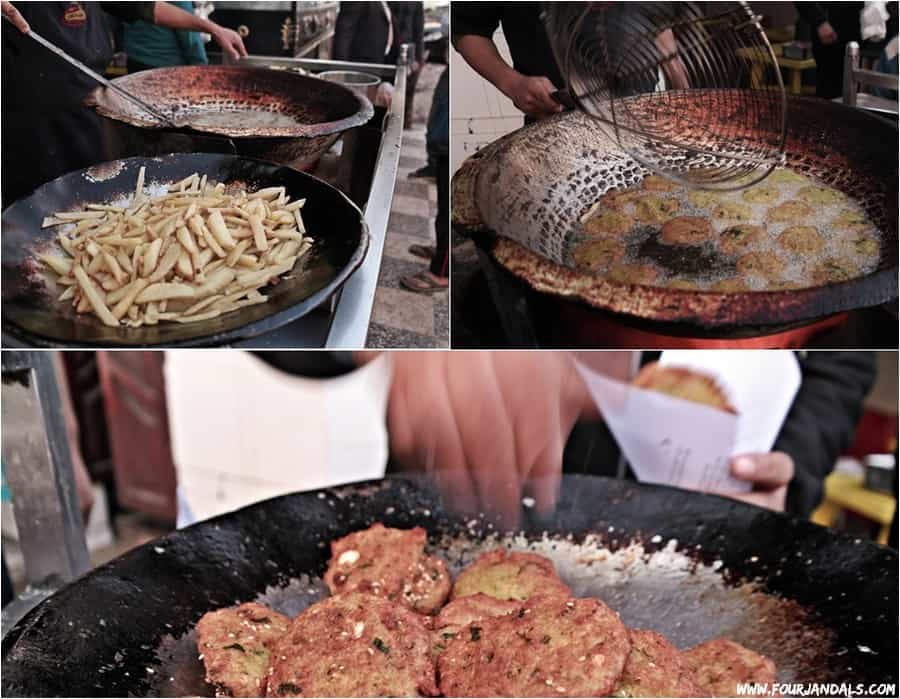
[122,1,208,68]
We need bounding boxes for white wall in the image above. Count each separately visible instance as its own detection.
[164,352,392,524]
[450,27,524,173]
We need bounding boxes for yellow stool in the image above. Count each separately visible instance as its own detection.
[811,471,896,545]
[735,43,817,96]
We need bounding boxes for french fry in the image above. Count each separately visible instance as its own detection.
[149,242,182,282]
[225,239,250,268]
[135,282,196,304]
[176,250,194,280]
[111,279,149,319]
[134,166,146,206]
[39,254,72,276]
[73,265,118,327]
[143,238,163,277]
[206,210,237,250]
[37,172,313,327]
[248,214,268,251]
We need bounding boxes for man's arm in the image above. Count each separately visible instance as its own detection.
[103,2,246,59]
[150,1,246,59]
[774,352,876,517]
[655,27,689,89]
[452,1,561,119]
[453,35,561,118]
[794,3,838,45]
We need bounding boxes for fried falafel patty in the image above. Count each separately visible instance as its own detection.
[437,595,631,697]
[433,594,521,657]
[684,638,777,697]
[266,592,438,697]
[450,549,571,602]
[324,523,451,614]
[632,363,736,414]
[435,593,520,637]
[613,630,701,698]
[196,602,291,698]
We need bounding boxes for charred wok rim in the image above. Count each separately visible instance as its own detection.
[451,96,899,329]
[2,475,896,697]
[484,233,898,329]
[1,153,370,348]
[84,65,374,139]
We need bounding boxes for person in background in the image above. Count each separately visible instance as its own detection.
[795,2,899,99]
[388,1,425,126]
[452,2,688,124]
[122,0,208,73]
[1,1,246,205]
[332,1,393,65]
[452,2,564,123]
[409,10,448,181]
[258,351,876,527]
[401,63,449,293]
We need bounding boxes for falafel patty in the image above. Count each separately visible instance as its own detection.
[196,602,291,697]
[632,362,736,414]
[613,629,701,698]
[435,593,521,637]
[683,638,777,697]
[433,594,521,657]
[450,549,571,602]
[324,523,451,614]
[265,592,438,697]
[437,595,631,697]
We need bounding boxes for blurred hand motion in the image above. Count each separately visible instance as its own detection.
[385,351,597,529]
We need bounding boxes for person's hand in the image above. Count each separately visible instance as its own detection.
[209,23,248,60]
[817,21,839,45]
[373,81,394,108]
[726,452,794,511]
[501,74,563,119]
[384,351,596,528]
[1,1,29,33]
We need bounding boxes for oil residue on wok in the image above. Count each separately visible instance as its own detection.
[173,108,306,132]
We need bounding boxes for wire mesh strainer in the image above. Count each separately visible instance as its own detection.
[544,1,787,190]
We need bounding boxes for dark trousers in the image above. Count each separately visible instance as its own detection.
[425,67,449,166]
[429,153,449,278]
[405,66,421,125]
[812,41,849,99]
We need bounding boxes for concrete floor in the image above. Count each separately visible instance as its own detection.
[366,62,448,348]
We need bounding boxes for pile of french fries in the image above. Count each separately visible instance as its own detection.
[38,167,314,328]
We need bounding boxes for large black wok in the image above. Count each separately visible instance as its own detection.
[453,93,898,333]
[1,153,368,347]
[2,476,896,697]
[85,66,374,170]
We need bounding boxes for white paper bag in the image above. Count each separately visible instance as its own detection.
[575,351,801,493]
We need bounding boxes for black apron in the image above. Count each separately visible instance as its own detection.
[1,2,116,205]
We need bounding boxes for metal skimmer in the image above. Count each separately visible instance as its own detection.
[544,2,787,190]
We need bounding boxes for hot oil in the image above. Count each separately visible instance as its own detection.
[175,107,304,131]
[574,168,882,290]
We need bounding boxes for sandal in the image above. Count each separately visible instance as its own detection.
[400,270,448,293]
[408,244,435,260]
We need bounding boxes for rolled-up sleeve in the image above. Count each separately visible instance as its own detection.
[102,1,156,24]
[451,2,503,46]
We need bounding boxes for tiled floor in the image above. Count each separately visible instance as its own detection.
[366,63,449,348]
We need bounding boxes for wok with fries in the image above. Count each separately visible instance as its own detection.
[2,153,368,347]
